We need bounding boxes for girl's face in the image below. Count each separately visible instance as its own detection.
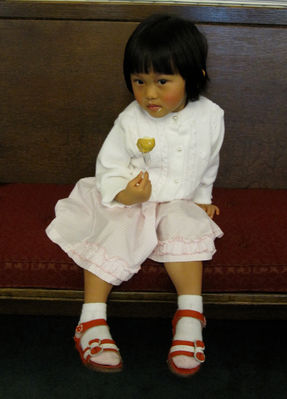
[131,71,186,118]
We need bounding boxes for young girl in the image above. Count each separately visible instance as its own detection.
[46,14,224,377]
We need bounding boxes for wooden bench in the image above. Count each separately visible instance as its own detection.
[1,1,286,319]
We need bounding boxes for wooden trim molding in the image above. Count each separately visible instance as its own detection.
[1,288,286,319]
[0,1,286,25]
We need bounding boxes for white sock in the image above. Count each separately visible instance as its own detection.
[172,295,204,370]
[78,303,121,367]
[79,302,108,324]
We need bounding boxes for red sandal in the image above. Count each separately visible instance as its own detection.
[74,319,123,372]
[167,309,206,377]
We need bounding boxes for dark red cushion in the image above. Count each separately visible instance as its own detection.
[1,184,287,292]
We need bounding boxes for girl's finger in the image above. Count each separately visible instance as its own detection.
[138,171,149,187]
[131,172,144,186]
[143,171,150,184]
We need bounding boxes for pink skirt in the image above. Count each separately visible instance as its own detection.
[46,177,223,285]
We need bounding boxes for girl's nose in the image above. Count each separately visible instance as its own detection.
[145,84,157,100]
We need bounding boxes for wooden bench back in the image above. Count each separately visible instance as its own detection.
[1,2,286,188]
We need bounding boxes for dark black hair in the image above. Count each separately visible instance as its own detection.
[123,14,209,102]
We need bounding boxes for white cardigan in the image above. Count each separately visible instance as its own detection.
[96,96,224,207]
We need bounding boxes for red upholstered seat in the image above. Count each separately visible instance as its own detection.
[1,184,287,293]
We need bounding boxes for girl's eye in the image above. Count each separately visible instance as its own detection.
[133,79,144,85]
[158,79,167,85]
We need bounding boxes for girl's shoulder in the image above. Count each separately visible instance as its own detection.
[189,96,224,116]
[116,101,143,124]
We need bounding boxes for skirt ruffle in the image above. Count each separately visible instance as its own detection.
[150,230,222,263]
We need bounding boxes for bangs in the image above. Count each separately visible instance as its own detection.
[129,43,176,76]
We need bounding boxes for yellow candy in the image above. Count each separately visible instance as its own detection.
[137,137,155,153]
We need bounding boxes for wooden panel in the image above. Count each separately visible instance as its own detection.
[1,1,287,25]
[0,19,135,183]
[0,3,286,187]
[203,24,287,188]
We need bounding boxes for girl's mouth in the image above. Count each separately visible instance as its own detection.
[147,104,161,112]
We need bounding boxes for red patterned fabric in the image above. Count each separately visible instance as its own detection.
[0,184,287,293]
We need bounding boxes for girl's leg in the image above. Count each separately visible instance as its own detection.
[84,269,113,303]
[164,261,204,373]
[164,261,202,295]
[76,270,122,369]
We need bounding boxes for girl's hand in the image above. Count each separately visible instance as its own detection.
[114,172,152,205]
[196,203,220,219]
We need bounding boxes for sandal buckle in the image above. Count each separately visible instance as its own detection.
[75,323,84,338]
[194,340,205,363]
[89,339,104,356]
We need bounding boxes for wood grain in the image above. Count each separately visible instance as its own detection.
[1,1,287,25]
[1,288,286,319]
[0,2,286,187]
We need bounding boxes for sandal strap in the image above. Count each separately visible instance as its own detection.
[172,310,206,331]
[74,319,108,338]
[169,339,205,363]
[83,338,119,360]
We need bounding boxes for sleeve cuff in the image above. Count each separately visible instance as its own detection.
[96,178,129,208]
[192,185,213,204]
